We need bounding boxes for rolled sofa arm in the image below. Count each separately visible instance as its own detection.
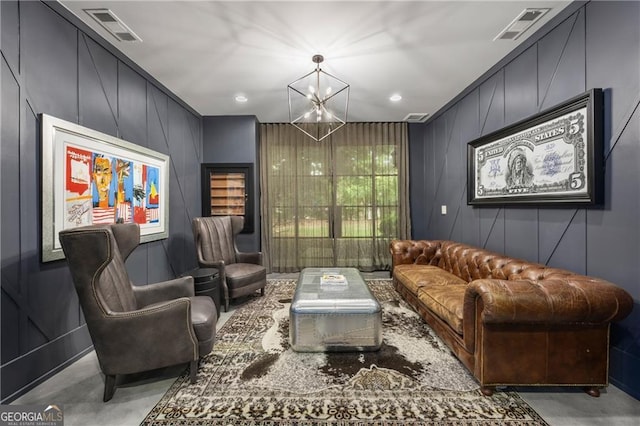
[390,240,442,268]
[464,277,634,325]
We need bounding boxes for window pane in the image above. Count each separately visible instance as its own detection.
[376,206,398,238]
[297,146,329,176]
[339,206,373,237]
[298,176,331,206]
[298,207,329,237]
[375,175,398,203]
[335,146,372,175]
[336,176,372,205]
[272,207,296,237]
[298,238,334,267]
[375,145,398,175]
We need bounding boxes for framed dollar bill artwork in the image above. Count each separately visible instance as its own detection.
[40,114,170,262]
[467,89,603,206]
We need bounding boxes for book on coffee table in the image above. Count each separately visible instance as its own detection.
[320,274,347,285]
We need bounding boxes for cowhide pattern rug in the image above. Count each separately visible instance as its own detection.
[142,279,548,425]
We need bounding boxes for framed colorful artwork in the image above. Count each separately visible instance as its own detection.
[41,114,170,262]
[467,89,603,206]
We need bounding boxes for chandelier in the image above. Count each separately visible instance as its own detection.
[288,54,350,141]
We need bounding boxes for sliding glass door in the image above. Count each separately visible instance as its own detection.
[261,123,408,272]
[333,141,399,270]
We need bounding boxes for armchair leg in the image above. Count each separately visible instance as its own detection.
[103,374,117,402]
[260,287,265,296]
[189,360,198,384]
[224,298,230,312]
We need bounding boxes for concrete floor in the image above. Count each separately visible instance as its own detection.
[11,273,640,425]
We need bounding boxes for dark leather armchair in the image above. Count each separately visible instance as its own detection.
[192,216,266,311]
[58,223,216,402]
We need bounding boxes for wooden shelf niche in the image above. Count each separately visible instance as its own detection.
[201,163,254,233]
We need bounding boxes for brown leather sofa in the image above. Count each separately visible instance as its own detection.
[390,239,633,397]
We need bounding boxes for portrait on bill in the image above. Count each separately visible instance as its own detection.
[467,89,603,206]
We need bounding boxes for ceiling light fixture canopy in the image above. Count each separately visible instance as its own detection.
[288,54,350,141]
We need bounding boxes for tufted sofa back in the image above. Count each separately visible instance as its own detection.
[391,240,577,284]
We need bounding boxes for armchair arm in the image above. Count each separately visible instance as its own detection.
[193,259,227,302]
[463,277,634,325]
[92,298,199,375]
[132,276,195,308]
[236,251,263,265]
[196,259,225,280]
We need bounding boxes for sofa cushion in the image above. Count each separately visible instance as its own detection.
[417,285,466,335]
[394,264,467,295]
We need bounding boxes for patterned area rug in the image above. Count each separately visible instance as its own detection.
[141,279,548,425]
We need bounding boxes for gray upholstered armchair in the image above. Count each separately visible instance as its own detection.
[58,223,217,402]
[192,216,267,311]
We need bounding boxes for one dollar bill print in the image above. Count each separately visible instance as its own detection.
[474,106,588,199]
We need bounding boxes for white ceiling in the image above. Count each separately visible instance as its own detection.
[59,1,572,123]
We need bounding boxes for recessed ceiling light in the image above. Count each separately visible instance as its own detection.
[235,95,248,103]
[389,94,402,102]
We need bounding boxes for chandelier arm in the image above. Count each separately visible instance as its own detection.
[322,85,350,103]
[310,91,323,104]
[317,69,349,86]
[289,87,311,98]
[291,111,315,123]
[288,69,318,86]
[320,103,334,116]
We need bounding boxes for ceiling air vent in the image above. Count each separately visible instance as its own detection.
[84,8,142,43]
[494,8,550,41]
[403,113,430,123]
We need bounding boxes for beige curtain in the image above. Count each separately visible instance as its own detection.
[260,122,410,272]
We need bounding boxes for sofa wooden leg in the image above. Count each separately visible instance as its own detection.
[480,386,495,396]
[584,386,600,397]
[189,360,198,384]
[103,374,116,402]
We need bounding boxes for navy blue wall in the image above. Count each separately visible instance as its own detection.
[1,1,202,402]
[202,116,261,252]
[410,1,640,399]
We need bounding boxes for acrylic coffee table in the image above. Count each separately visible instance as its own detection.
[289,267,382,352]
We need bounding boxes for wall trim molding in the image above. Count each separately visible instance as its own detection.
[43,0,200,118]
[425,1,588,125]
[1,325,92,403]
